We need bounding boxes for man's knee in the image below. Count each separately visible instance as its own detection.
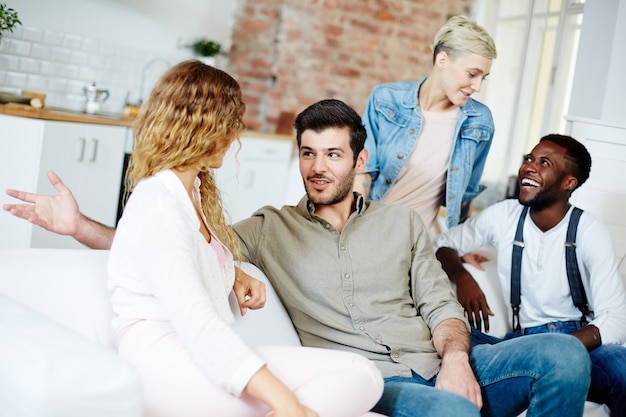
[528,333,591,386]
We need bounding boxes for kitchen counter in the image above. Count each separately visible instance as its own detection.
[0,103,296,142]
[0,103,134,128]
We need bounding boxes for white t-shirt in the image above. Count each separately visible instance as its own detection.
[381,107,458,228]
[437,199,626,345]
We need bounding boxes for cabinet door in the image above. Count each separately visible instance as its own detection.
[32,121,127,248]
[216,137,294,224]
[0,115,45,249]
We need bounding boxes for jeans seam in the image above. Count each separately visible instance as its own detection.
[478,371,541,387]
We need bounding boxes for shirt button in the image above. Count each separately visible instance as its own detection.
[385,179,391,185]
[359,326,365,331]
[344,273,351,279]
[376,338,382,343]
[325,223,331,229]
[409,128,415,134]
[397,153,404,159]
[349,303,354,307]
[393,353,399,359]
[341,245,346,250]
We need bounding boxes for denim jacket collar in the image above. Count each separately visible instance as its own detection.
[401,76,482,118]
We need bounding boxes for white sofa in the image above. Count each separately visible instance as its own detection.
[0,248,611,416]
[0,249,384,417]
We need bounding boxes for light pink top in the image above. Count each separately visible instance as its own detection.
[381,107,458,228]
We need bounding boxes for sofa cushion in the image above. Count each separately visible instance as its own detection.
[0,249,116,348]
[0,294,141,417]
[230,262,302,346]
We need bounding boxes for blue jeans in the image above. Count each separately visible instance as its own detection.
[372,333,590,417]
[498,321,625,417]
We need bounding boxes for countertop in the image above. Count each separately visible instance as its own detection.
[0,102,296,142]
[0,103,135,128]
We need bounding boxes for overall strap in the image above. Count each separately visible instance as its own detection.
[510,206,529,333]
[565,207,591,324]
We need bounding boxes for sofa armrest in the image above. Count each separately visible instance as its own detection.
[0,249,116,348]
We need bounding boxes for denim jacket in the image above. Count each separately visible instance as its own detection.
[362,78,495,228]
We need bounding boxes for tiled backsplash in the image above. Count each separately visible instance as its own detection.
[0,25,183,114]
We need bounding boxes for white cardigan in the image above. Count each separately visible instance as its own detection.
[108,169,265,395]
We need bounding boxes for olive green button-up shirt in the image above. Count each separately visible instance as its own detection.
[232,194,468,379]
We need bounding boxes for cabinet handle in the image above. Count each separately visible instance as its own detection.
[76,138,86,162]
[89,139,99,162]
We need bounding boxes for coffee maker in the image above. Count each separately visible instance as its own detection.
[83,82,110,114]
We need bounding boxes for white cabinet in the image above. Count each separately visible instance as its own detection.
[215,134,295,224]
[0,115,127,249]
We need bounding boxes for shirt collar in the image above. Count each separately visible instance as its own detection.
[298,192,368,221]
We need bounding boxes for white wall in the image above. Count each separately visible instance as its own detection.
[0,0,237,112]
[568,0,626,124]
[7,0,237,52]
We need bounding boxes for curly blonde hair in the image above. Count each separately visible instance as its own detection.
[126,59,245,256]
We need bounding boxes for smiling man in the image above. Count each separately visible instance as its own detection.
[436,134,626,416]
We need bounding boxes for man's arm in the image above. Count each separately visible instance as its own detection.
[3,171,115,249]
[436,247,494,332]
[432,318,482,410]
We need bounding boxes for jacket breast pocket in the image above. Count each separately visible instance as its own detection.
[459,126,492,165]
[373,102,413,148]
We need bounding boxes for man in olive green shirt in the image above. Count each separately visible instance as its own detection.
[232,99,590,417]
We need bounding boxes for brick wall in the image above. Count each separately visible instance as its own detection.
[228,0,474,133]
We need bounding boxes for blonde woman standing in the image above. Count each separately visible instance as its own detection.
[107,60,383,417]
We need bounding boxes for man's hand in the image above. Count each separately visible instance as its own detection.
[432,318,482,410]
[234,267,266,316]
[4,170,116,249]
[435,351,482,410]
[460,252,489,270]
[4,171,81,236]
[436,247,494,332]
[455,273,494,332]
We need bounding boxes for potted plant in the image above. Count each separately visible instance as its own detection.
[192,38,221,57]
[190,38,222,67]
[0,3,21,43]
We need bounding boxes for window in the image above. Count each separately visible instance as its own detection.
[473,0,585,193]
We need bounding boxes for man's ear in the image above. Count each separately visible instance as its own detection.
[354,149,368,173]
[563,175,579,192]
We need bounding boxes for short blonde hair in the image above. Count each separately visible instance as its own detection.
[431,15,497,63]
[127,60,245,256]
